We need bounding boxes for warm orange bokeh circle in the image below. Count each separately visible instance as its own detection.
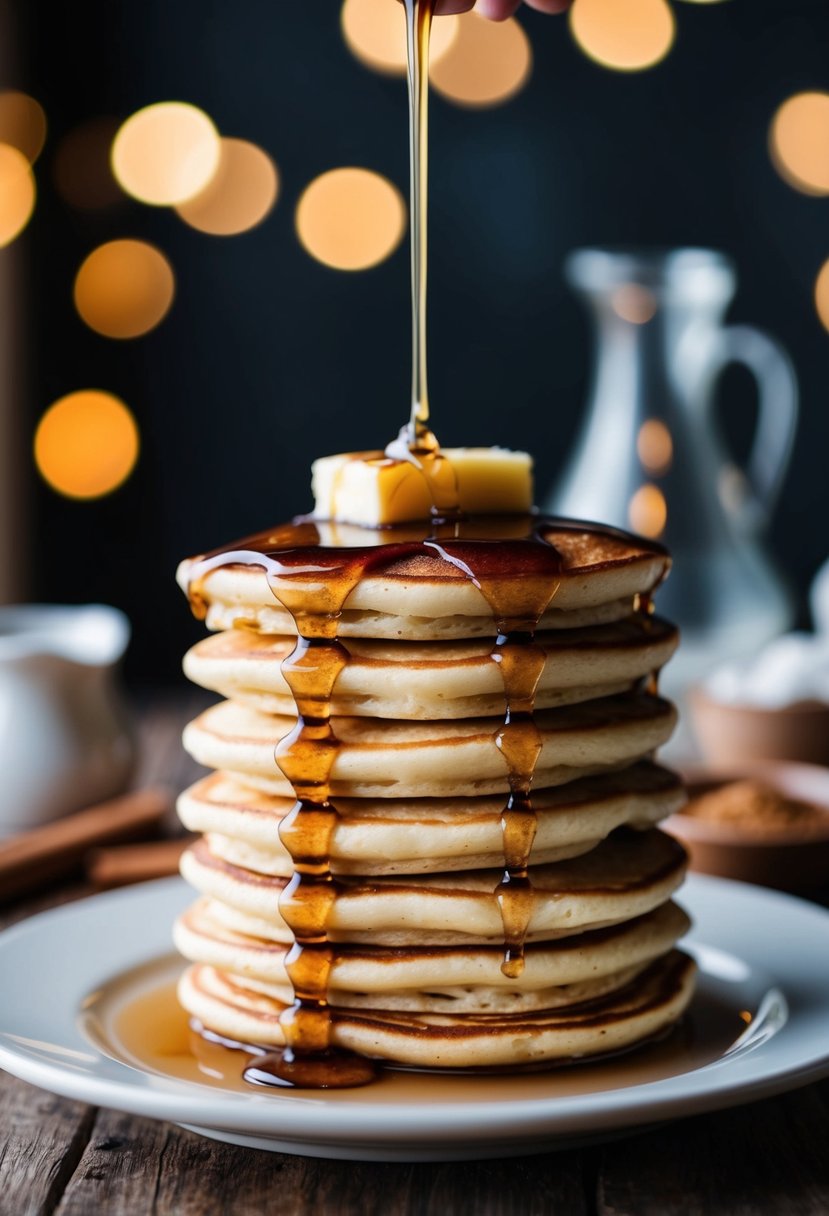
[34,390,140,499]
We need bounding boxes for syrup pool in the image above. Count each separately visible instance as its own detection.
[80,950,783,1106]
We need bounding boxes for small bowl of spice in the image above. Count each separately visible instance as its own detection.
[666,762,829,894]
[690,631,829,767]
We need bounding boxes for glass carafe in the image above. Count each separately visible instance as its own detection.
[546,248,798,705]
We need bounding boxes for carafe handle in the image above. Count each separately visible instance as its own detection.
[708,325,799,531]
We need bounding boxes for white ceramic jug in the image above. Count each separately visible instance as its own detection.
[0,604,136,837]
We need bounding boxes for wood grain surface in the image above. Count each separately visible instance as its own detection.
[1,694,827,1216]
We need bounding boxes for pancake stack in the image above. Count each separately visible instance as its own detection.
[174,516,695,1076]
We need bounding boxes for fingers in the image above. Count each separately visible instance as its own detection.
[474,0,522,18]
[523,0,571,12]
[435,0,571,16]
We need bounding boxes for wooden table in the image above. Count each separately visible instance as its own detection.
[2,696,828,1216]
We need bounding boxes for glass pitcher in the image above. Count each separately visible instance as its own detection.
[546,248,798,703]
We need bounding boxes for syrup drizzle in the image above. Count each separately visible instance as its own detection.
[253,553,377,1087]
[384,0,458,515]
[634,591,661,695]
[423,536,562,976]
[266,591,377,1086]
[405,0,433,446]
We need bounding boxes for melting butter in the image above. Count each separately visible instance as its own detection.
[311,447,534,526]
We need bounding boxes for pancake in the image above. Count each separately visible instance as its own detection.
[229,964,652,1014]
[177,519,669,641]
[178,763,684,876]
[174,898,690,1011]
[177,950,696,1067]
[199,597,638,640]
[183,616,678,719]
[179,827,687,945]
[182,692,677,798]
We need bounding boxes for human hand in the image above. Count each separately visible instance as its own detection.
[436,0,571,18]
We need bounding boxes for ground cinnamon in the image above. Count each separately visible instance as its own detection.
[683,779,829,838]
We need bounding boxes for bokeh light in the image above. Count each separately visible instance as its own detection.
[611,284,658,324]
[814,258,829,333]
[34,391,140,500]
[74,240,175,339]
[628,484,668,538]
[0,91,46,164]
[341,0,458,74]
[770,92,829,196]
[176,138,279,235]
[569,0,675,73]
[430,12,532,108]
[54,118,123,210]
[0,144,36,247]
[637,419,673,474]
[111,102,221,206]
[296,167,406,271]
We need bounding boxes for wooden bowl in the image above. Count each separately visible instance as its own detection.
[689,687,829,767]
[666,761,829,894]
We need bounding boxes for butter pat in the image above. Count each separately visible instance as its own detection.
[311,447,534,526]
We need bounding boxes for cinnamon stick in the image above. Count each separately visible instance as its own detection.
[87,837,191,890]
[0,787,171,903]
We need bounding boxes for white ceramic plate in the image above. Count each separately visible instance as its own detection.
[1,875,828,1162]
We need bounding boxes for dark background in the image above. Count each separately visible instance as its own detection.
[13,0,829,683]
